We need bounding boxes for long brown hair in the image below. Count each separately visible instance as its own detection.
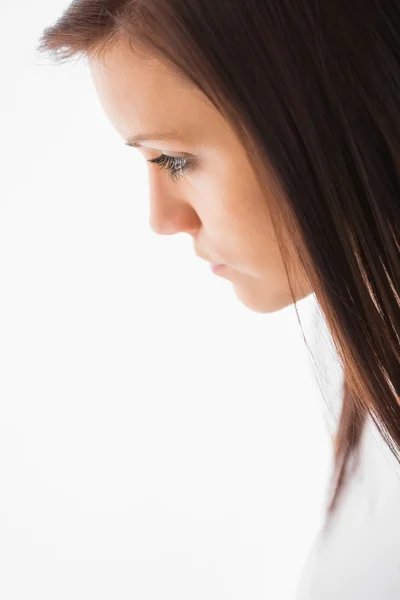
[36,0,400,533]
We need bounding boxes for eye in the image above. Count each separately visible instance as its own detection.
[147,153,194,183]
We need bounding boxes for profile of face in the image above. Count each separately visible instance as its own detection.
[88,37,312,313]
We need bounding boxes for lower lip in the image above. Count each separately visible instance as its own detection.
[211,264,228,274]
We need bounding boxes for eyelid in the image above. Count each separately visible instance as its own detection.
[147,152,197,182]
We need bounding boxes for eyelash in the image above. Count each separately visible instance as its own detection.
[147,154,194,183]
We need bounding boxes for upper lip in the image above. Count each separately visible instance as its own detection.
[198,255,223,265]
[196,253,211,262]
[195,251,222,264]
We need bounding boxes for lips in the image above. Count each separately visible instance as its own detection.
[211,263,228,274]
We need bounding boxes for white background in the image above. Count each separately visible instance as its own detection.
[0,2,336,598]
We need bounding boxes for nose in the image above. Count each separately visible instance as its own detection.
[147,170,201,236]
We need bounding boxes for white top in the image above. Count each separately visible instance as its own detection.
[295,303,400,599]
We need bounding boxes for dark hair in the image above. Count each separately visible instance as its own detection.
[37,0,400,534]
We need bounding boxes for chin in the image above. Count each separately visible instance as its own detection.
[236,293,293,314]
[232,282,311,314]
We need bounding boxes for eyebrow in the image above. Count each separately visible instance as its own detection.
[125,132,185,148]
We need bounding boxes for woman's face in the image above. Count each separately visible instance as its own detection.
[89,37,312,313]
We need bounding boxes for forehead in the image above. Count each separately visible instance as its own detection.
[88,38,212,144]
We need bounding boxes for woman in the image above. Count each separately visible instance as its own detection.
[37,1,400,597]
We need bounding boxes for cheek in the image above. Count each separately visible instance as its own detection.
[225,198,280,268]
[197,153,275,246]
[220,183,273,242]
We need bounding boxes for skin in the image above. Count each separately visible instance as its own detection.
[88,37,313,313]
